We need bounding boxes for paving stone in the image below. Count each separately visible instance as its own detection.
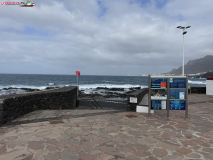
[43,151,58,160]
[0,145,7,155]
[97,146,117,155]
[104,142,114,147]
[153,148,167,158]
[202,147,213,153]
[161,132,171,138]
[61,150,76,159]
[47,139,60,145]
[172,151,184,157]
[92,137,110,146]
[82,144,94,152]
[46,145,58,151]
[49,152,61,160]
[67,144,81,153]
[176,147,192,155]
[145,156,158,160]
[21,154,34,160]
[117,146,136,152]
[27,141,44,150]
[133,149,151,157]
[156,141,180,151]
[79,154,97,160]
[197,151,213,159]
[161,155,183,160]
[187,153,201,158]
[199,142,210,147]
[126,154,140,160]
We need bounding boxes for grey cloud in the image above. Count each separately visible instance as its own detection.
[0,0,212,75]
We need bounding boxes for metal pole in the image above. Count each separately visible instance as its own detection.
[186,75,188,119]
[148,75,151,119]
[167,78,170,119]
[182,29,185,76]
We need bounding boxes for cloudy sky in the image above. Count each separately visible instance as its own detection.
[0,0,213,75]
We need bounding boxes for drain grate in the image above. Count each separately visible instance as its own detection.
[49,120,64,124]
[125,115,137,118]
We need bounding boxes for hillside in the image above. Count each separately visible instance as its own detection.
[167,55,213,75]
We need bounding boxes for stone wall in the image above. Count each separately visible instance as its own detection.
[0,86,77,126]
[127,88,148,111]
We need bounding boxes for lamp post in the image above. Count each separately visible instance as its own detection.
[177,26,191,76]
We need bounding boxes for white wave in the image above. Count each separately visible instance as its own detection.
[79,84,148,95]
[79,84,148,90]
[49,83,55,85]
[0,85,47,90]
[0,88,26,96]
[188,80,206,85]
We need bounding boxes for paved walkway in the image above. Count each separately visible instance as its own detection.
[0,94,213,160]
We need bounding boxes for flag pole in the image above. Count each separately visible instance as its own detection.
[77,68,78,99]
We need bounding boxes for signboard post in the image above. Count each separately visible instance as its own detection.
[148,75,188,119]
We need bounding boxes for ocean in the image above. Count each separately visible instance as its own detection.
[0,74,206,96]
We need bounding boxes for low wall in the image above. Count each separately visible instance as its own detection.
[0,86,77,126]
[127,88,148,111]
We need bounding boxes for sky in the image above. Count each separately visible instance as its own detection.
[0,0,213,75]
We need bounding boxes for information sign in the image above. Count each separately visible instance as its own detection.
[148,75,188,119]
[151,78,167,88]
[151,100,167,110]
[170,78,186,88]
[170,89,186,99]
[151,89,167,99]
[170,100,185,110]
[130,97,137,103]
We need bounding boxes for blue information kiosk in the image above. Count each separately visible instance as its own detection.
[148,75,188,119]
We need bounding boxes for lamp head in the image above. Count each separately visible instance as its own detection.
[186,26,191,28]
[183,31,187,34]
[177,26,182,28]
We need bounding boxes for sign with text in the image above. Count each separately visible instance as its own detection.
[151,78,167,88]
[170,89,186,99]
[151,100,167,110]
[130,97,137,103]
[170,78,186,88]
[170,100,185,110]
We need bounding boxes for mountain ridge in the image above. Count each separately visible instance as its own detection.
[167,55,213,75]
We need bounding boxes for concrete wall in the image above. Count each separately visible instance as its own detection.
[127,88,148,111]
[0,86,77,126]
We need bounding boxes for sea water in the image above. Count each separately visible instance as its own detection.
[0,74,206,96]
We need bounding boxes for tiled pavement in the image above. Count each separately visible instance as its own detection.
[0,94,213,160]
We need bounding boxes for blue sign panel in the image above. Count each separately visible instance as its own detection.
[170,100,185,110]
[151,100,167,110]
[170,78,186,88]
[170,89,186,99]
[151,78,167,88]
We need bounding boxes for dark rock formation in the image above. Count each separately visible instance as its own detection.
[201,72,213,78]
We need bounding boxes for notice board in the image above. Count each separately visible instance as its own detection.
[148,75,188,119]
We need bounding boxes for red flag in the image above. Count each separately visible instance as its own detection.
[75,71,80,76]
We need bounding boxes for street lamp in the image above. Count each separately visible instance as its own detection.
[177,26,191,76]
